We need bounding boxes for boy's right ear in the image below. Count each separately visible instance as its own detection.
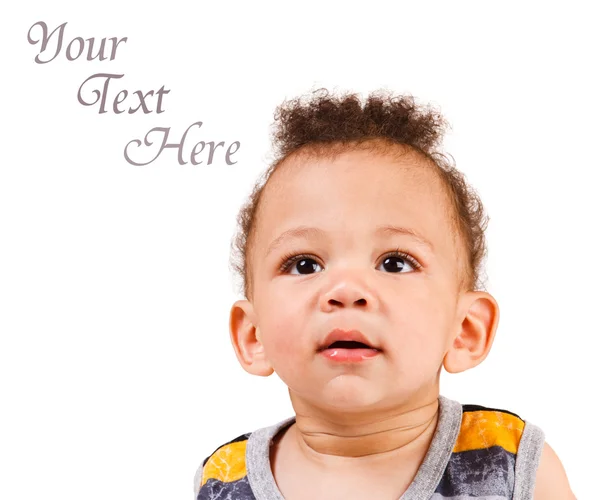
[229,300,274,377]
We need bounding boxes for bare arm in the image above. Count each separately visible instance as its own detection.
[533,442,576,499]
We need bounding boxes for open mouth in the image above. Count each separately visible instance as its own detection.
[319,340,382,352]
[327,340,373,349]
[319,341,382,362]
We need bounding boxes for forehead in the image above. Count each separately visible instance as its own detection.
[254,148,454,259]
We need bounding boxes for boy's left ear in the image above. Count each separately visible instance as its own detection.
[443,291,500,374]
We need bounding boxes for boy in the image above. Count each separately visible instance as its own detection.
[193,89,575,499]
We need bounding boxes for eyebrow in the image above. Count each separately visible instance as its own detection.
[265,224,434,256]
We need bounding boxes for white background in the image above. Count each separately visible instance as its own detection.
[1,1,597,498]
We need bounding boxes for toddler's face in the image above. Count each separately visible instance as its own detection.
[241,148,467,411]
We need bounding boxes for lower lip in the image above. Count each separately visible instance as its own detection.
[319,348,381,362]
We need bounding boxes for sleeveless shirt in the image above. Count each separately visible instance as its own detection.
[193,395,545,499]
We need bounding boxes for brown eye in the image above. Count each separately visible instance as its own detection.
[279,254,323,275]
[278,250,421,275]
[377,251,421,273]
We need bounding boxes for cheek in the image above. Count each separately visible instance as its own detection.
[258,299,317,385]
[387,300,450,369]
[259,288,308,346]
[264,327,309,388]
[260,307,305,365]
[269,327,297,358]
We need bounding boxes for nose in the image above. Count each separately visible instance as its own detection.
[319,271,377,311]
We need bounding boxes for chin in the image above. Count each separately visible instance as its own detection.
[320,385,383,411]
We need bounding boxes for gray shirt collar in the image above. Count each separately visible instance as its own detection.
[245,395,463,500]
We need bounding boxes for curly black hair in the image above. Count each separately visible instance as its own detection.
[230,88,489,301]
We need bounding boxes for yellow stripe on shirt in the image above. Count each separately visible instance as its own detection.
[453,410,524,454]
[201,440,248,486]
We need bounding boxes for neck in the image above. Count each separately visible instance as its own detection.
[288,394,440,464]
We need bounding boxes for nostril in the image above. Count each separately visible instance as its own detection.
[327,298,367,307]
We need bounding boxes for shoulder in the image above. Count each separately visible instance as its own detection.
[193,416,294,499]
[454,402,575,499]
[194,431,253,497]
[456,403,527,453]
[434,401,534,499]
[533,442,576,500]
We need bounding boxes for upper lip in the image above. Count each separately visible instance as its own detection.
[318,328,381,351]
